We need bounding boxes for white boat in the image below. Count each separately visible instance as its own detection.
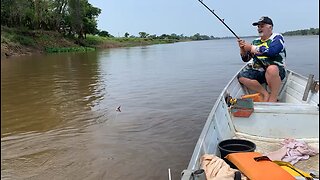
[181,65,319,179]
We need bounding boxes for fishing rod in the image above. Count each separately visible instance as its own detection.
[198,0,240,39]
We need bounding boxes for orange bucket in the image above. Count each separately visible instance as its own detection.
[241,93,262,102]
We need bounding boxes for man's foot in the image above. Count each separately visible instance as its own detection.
[262,93,269,102]
[268,96,278,102]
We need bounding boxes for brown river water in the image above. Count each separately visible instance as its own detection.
[1,36,318,180]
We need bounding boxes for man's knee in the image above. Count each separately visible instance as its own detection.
[266,65,279,76]
[266,65,286,81]
[238,77,247,84]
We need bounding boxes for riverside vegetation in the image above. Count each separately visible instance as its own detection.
[1,0,218,57]
[0,0,216,58]
[2,26,318,59]
[1,25,194,58]
[1,0,318,58]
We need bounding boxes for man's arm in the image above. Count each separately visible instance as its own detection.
[241,51,253,62]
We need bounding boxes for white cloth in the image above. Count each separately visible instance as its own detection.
[200,154,248,180]
[266,138,319,165]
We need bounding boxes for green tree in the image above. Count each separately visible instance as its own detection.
[148,34,157,39]
[68,0,100,39]
[52,0,69,32]
[0,0,101,39]
[139,32,149,38]
[68,0,84,38]
[169,33,180,40]
[82,1,101,37]
[192,33,201,40]
[1,0,34,28]
[159,34,169,39]
[282,28,319,36]
[98,30,110,37]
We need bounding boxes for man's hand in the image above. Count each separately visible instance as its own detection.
[243,43,252,52]
[237,39,246,48]
[238,39,253,61]
[237,39,252,51]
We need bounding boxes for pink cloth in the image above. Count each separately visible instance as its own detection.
[266,138,318,165]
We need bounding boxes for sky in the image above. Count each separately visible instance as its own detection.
[89,0,319,38]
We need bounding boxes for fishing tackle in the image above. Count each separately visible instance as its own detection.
[198,0,240,39]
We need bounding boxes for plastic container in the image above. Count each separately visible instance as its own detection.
[218,139,256,169]
[230,108,254,117]
[230,98,254,117]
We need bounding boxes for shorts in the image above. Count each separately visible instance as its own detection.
[237,64,286,84]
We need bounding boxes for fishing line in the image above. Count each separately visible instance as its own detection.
[198,0,240,39]
[114,112,119,121]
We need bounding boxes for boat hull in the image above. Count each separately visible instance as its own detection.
[181,66,319,179]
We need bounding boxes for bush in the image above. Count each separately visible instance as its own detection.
[12,34,35,46]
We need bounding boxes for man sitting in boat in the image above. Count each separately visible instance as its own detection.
[237,16,286,102]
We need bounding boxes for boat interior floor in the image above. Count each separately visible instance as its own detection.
[235,135,319,175]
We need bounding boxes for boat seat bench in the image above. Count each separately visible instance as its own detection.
[231,102,319,175]
[253,102,319,114]
[231,102,319,140]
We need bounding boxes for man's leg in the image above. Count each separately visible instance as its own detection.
[238,77,270,101]
[265,65,281,102]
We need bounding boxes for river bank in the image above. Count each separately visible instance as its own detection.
[1,26,180,59]
[2,26,318,59]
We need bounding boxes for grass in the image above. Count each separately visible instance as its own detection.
[45,47,95,53]
[1,26,181,56]
[12,34,35,46]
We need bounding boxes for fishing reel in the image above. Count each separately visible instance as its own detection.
[225,94,237,107]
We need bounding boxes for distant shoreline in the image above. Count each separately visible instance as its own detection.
[1,26,318,59]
